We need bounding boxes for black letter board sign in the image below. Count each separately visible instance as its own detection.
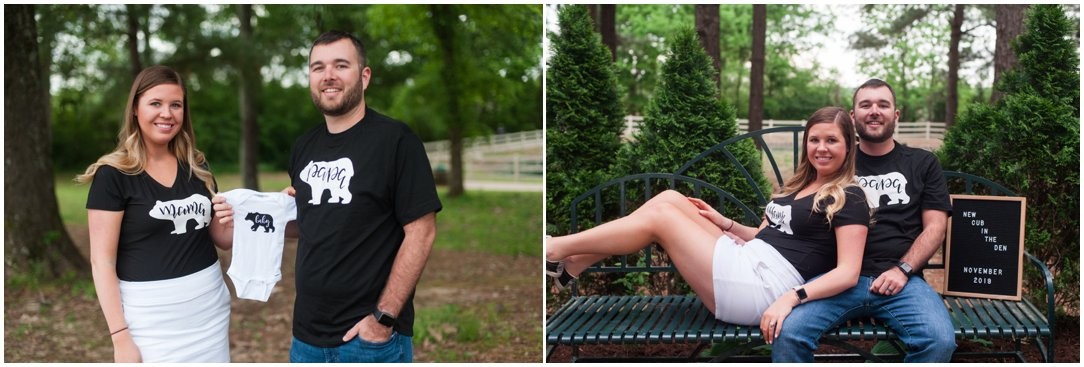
[943,195,1026,300]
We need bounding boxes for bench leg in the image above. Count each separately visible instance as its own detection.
[1034,335,1054,362]
[1027,334,1054,363]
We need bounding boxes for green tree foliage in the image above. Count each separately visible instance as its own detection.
[995,5,1080,116]
[363,4,542,197]
[43,5,136,171]
[615,5,842,120]
[614,5,691,115]
[938,4,1079,314]
[44,5,540,178]
[619,28,766,209]
[753,5,844,119]
[850,4,998,122]
[545,4,625,234]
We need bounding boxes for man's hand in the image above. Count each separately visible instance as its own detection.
[342,314,393,343]
[870,266,909,296]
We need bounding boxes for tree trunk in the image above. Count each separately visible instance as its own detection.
[946,4,963,129]
[899,48,909,122]
[747,4,766,136]
[237,4,260,189]
[125,4,143,77]
[695,4,721,90]
[431,5,465,197]
[586,4,598,26]
[37,5,56,142]
[5,4,90,279]
[141,5,153,66]
[598,5,617,61]
[992,4,1028,103]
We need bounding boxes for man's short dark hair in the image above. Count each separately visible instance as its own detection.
[852,78,897,107]
[310,30,368,68]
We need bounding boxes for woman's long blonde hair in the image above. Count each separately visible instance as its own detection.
[772,106,858,223]
[76,65,215,194]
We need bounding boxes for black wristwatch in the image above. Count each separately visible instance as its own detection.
[791,285,808,304]
[372,310,397,327]
[896,261,914,276]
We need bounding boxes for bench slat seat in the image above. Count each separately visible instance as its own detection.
[546,294,1050,361]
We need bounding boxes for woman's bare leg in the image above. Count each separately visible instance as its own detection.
[546,190,725,311]
[557,253,607,278]
[556,191,726,276]
[547,190,723,259]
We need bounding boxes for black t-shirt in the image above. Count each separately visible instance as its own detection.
[85,163,219,281]
[755,185,870,281]
[855,142,952,276]
[288,108,443,347]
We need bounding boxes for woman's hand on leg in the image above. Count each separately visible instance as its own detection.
[760,291,799,344]
[687,197,730,231]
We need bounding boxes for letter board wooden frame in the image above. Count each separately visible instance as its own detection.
[943,194,1026,300]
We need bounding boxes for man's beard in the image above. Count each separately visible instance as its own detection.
[311,83,364,117]
[857,118,896,143]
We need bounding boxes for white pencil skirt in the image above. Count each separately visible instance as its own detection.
[119,261,231,362]
[712,237,804,325]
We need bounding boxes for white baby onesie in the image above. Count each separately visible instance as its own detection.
[220,189,296,302]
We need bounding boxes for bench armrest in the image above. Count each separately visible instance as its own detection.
[1025,250,1056,362]
[1025,250,1056,323]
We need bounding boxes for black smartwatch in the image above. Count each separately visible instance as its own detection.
[791,285,808,304]
[896,261,914,276]
[372,310,397,327]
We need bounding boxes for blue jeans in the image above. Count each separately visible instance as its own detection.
[772,275,956,362]
[289,333,413,363]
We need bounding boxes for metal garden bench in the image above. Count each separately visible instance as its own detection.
[546,126,1054,362]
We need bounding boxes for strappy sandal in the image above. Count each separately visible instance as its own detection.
[546,259,577,290]
[545,236,577,290]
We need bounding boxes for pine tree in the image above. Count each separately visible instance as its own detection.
[546,5,625,234]
[620,27,766,213]
[997,4,1080,116]
[939,4,1079,314]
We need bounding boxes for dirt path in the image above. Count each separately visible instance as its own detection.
[4,224,541,362]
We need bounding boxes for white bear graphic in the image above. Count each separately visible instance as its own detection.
[300,158,355,205]
[764,202,794,235]
[856,172,911,208]
[149,193,212,234]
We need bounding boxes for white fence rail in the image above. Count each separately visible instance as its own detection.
[424,129,543,155]
[424,129,543,182]
[623,116,947,141]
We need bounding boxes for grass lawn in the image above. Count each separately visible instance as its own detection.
[432,188,541,257]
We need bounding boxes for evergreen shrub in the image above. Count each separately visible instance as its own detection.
[938,4,1079,314]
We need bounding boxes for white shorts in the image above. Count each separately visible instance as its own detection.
[712,237,804,325]
[119,261,231,362]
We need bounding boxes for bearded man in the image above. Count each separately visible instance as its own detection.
[771,79,956,362]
